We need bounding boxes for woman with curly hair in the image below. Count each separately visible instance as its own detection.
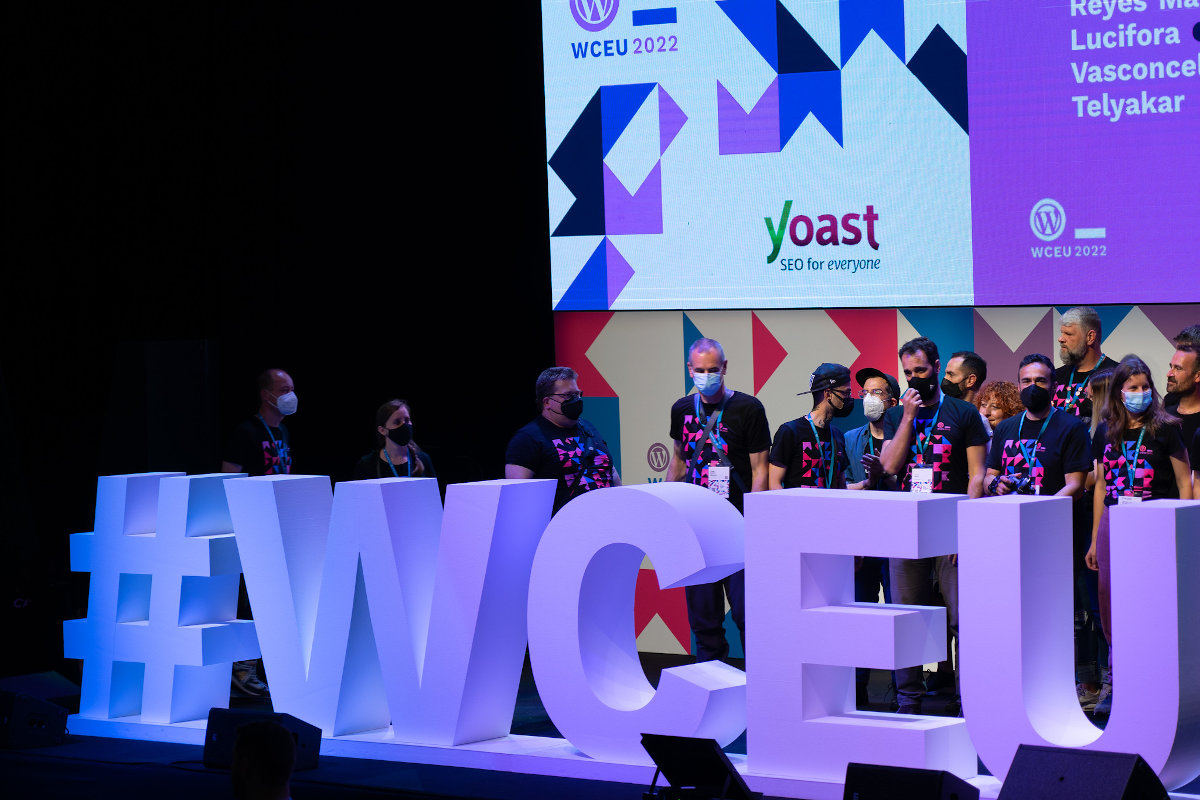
[976,380,1022,432]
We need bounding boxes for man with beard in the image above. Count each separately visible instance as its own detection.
[1165,338,1200,490]
[880,336,989,714]
[1053,307,1118,424]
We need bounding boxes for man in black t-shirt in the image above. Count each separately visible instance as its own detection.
[505,367,620,515]
[221,367,300,699]
[222,368,297,476]
[769,363,853,490]
[668,337,770,662]
[880,337,988,714]
[1164,340,1200,489]
[1053,306,1118,425]
[985,354,1091,499]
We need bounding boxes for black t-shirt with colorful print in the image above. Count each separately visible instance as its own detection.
[670,390,770,512]
[1092,421,1185,506]
[769,416,849,489]
[505,416,615,514]
[1052,356,1119,424]
[883,395,989,494]
[986,410,1092,497]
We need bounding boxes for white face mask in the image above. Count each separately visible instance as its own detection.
[274,391,299,416]
[862,394,888,421]
[692,371,723,396]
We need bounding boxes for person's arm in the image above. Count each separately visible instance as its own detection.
[667,439,687,483]
[966,444,986,499]
[1057,471,1085,498]
[769,463,786,491]
[1172,453,1192,500]
[221,461,243,473]
[750,450,769,493]
[1086,463,1104,571]
[610,468,622,487]
[881,391,920,475]
[505,464,535,479]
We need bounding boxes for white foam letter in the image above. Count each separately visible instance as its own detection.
[527,482,747,764]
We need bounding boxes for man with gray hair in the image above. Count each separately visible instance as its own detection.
[1053,306,1117,424]
[506,366,620,515]
[667,337,770,662]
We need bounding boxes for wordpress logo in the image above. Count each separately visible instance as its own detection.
[571,0,619,32]
[1030,198,1066,242]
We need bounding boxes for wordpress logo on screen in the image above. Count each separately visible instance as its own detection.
[571,0,619,32]
[1030,198,1066,242]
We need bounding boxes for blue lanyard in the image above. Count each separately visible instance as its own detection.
[1014,409,1055,476]
[257,414,287,473]
[1065,354,1106,412]
[383,448,412,477]
[1122,427,1147,495]
[805,415,837,488]
[912,397,944,464]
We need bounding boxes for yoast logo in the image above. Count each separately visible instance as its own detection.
[765,201,879,263]
[571,0,619,32]
[1030,198,1065,241]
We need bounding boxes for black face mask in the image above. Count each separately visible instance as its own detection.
[909,375,938,403]
[940,377,965,399]
[830,393,856,418]
[1020,385,1052,414]
[559,396,584,421]
[387,422,413,446]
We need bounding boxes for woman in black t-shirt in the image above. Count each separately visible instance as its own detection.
[352,399,435,480]
[1086,357,1190,652]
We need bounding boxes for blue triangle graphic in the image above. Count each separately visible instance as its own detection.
[716,0,779,72]
[555,239,609,311]
[898,307,974,377]
[779,71,843,146]
[601,83,657,157]
[683,312,705,393]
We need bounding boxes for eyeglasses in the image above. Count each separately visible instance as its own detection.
[548,391,584,401]
[857,388,891,399]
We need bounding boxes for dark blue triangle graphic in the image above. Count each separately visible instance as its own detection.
[716,0,779,72]
[601,83,656,157]
[555,239,609,310]
[907,25,968,133]
[550,91,606,237]
[682,313,705,393]
[777,1,837,74]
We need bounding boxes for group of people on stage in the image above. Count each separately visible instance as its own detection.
[216,306,1200,721]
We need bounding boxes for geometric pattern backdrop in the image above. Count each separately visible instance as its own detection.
[556,303,1200,653]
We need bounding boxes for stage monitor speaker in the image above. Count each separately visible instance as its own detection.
[997,744,1167,800]
[844,763,979,800]
[0,690,68,749]
[203,708,320,771]
[640,734,762,800]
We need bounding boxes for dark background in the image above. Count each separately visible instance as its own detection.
[3,4,553,676]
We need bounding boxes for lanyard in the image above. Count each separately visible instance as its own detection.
[1064,354,1106,411]
[690,392,729,483]
[1014,409,1055,475]
[912,397,944,464]
[1122,427,1147,495]
[805,415,837,488]
[257,414,286,473]
[384,448,412,477]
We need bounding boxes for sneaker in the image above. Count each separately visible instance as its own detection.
[232,661,269,697]
[1092,684,1112,716]
[1077,683,1101,710]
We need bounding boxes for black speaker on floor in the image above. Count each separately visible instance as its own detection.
[844,763,978,800]
[203,708,321,771]
[997,744,1168,800]
[0,691,67,749]
[640,734,761,800]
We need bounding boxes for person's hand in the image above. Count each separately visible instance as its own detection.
[1085,543,1099,571]
[861,453,883,485]
[994,476,1016,496]
[899,388,922,420]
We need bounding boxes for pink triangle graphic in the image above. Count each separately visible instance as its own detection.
[604,238,634,308]
[658,85,687,155]
[752,312,788,394]
[603,161,663,235]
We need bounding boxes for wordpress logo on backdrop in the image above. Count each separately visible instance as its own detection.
[1030,198,1066,242]
[571,0,619,32]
